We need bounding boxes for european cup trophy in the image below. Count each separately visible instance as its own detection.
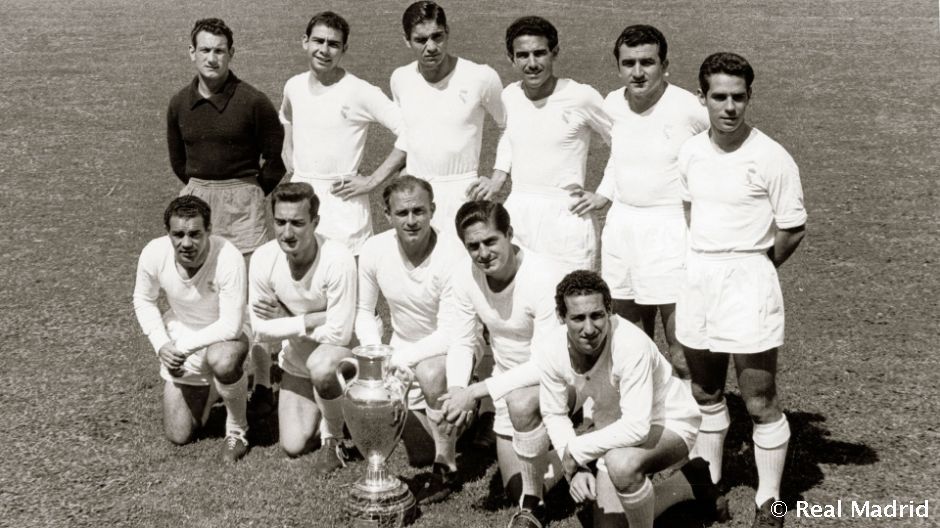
[336,344,416,527]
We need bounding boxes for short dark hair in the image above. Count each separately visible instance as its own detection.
[455,200,511,242]
[305,11,350,44]
[555,270,613,318]
[382,175,434,210]
[271,182,320,218]
[164,195,211,231]
[191,18,233,49]
[698,52,754,94]
[402,1,448,38]
[505,16,558,56]
[613,24,667,62]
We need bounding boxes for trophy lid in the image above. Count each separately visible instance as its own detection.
[353,343,394,359]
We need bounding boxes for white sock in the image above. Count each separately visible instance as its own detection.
[653,469,695,517]
[691,399,730,484]
[617,478,655,528]
[214,372,248,437]
[426,407,457,471]
[314,389,345,441]
[512,425,551,506]
[251,342,272,388]
[753,415,790,506]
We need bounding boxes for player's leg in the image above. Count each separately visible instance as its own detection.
[600,425,689,528]
[205,337,251,461]
[506,385,550,513]
[734,348,788,524]
[162,380,211,445]
[306,343,353,474]
[683,347,731,485]
[278,370,322,457]
[413,355,460,503]
[612,299,656,337]
[659,303,690,380]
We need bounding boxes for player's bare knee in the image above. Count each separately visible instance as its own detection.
[164,420,197,446]
[691,382,724,405]
[604,454,645,493]
[206,341,246,382]
[415,356,447,401]
[744,394,780,423]
[307,344,350,393]
[506,387,541,432]
[280,435,309,458]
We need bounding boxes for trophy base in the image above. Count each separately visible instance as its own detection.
[345,477,416,527]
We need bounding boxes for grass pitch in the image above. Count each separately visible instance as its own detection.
[1,1,938,527]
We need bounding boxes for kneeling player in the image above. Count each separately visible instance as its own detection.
[355,176,470,503]
[539,271,727,527]
[440,201,568,528]
[133,196,251,462]
[248,183,357,472]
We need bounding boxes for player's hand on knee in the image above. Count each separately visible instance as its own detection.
[159,342,187,375]
[252,298,289,320]
[569,472,596,503]
[439,388,476,423]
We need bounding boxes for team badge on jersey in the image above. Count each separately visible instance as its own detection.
[458,89,469,104]
[207,280,217,293]
[340,105,350,120]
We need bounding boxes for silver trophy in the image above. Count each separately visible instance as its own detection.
[336,344,416,527]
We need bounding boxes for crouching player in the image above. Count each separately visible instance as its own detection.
[248,183,357,471]
[538,271,728,527]
[355,176,470,503]
[133,196,251,462]
[440,201,568,528]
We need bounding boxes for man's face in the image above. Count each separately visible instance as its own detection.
[190,31,233,82]
[273,200,319,259]
[303,24,347,76]
[385,187,435,245]
[168,215,211,269]
[699,73,750,134]
[562,293,610,356]
[510,35,556,92]
[406,20,449,70]
[618,43,667,99]
[461,221,514,277]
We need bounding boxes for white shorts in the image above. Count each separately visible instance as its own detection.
[292,171,371,256]
[160,313,250,386]
[601,203,687,304]
[676,251,785,354]
[278,339,319,379]
[422,172,476,242]
[505,183,598,272]
[181,177,269,254]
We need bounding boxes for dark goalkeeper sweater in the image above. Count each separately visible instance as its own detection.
[167,72,285,194]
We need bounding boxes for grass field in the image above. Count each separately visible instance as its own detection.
[1,1,939,527]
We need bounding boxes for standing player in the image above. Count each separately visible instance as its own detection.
[439,201,567,528]
[588,25,709,376]
[382,1,506,239]
[538,271,726,528]
[167,18,286,410]
[280,11,405,255]
[478,16,611,272]
[677,52,807,527]
[355,175,469,503]
[133,196,251,462]
[247,183,357,473]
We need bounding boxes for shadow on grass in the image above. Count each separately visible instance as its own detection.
[722,393,879,506]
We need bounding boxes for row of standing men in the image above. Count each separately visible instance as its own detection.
[141,3,806,528]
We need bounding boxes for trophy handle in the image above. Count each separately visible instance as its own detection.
[336,357,359,392]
